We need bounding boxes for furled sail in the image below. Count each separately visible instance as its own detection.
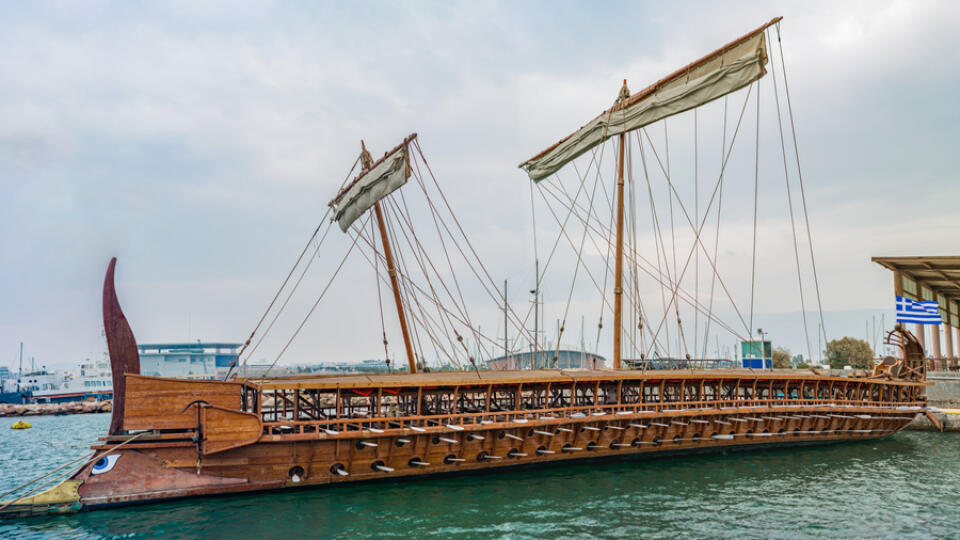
[330,134,416,232]
[520,18,780,182]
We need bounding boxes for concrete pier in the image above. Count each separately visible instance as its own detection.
[906,374,960,432]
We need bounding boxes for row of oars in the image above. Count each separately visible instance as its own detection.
[313,406,913,437]
[342,410,905,461]
[338,412,904,475]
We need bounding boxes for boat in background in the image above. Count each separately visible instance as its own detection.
[28,355,113,404]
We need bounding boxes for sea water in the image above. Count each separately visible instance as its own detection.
[1,413,958,539]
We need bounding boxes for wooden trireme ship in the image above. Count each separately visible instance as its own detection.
[1,17,931,518]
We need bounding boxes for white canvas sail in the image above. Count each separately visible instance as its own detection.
[520,20,776,182]
[332,145,410,232]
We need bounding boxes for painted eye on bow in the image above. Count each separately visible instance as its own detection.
[91,454,121,475]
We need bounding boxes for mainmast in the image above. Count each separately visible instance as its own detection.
[519,18,779,371]
[613,80,629,370]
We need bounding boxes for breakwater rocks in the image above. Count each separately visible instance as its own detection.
[0,400,112,417]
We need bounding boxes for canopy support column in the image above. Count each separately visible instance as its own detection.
[931,324,942,369]
[944,323,954,360]
[374,201,417,374]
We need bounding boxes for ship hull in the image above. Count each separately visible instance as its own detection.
[0,394,919,519]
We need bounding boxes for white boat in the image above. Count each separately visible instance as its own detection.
[29,355,113,403]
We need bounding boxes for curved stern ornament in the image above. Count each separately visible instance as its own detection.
[103,257,140,435]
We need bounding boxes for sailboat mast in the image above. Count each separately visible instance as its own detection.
[373,201,417,374]
[613,81,629,370]
[533,258,539,369]
[17,342,23,393]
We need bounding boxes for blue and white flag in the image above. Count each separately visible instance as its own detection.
[895,296,941,324]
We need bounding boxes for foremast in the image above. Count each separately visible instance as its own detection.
[331,135,419,373]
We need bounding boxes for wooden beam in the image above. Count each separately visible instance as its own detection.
[373,201,417,374]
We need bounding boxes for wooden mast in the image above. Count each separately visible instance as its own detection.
[613,81,629,370]
[374,201,416,373]
[362,141,417,374]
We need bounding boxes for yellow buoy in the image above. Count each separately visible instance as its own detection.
[11,420,32,429]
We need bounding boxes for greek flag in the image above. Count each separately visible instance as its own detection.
[895,296,941,324]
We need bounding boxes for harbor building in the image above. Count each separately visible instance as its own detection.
[137,342,242,380]
[486,348,606,370]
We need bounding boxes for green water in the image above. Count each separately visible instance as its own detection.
[1,413,958,539]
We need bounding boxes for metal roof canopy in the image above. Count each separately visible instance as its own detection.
[872,256,960,328]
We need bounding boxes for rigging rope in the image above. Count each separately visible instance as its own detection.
[411,140,537,349]
[543,174,743,341]
[260,213,368,379]
[637,135,673,358]
[776,22,829,353]
[224,213,329,380]
[640,83,757,357]
[555,133,606,366]
[664,120,681,356]
[694,108,699,360]
[539,179,745,346]
[641,124,751,335]
[371,217,390,368]
[748,79,761,347]
[224,154,360,380]
[237,218,337,372]
[399,179,485,360]
[637,134,672,359]
[768,27,813,363]
[541,130,750,351]
[535,183,645,356]
[702,95,729,359]
[385,195,465,368]
[353,231,461,367]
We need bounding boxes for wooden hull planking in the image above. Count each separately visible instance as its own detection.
[0,370,924,518]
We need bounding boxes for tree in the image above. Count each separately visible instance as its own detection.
[825,337,874,369]
[772,346,792,369]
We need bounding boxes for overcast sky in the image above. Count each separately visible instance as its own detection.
[2,1,959,371]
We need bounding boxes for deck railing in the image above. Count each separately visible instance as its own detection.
[259,396,924,438]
